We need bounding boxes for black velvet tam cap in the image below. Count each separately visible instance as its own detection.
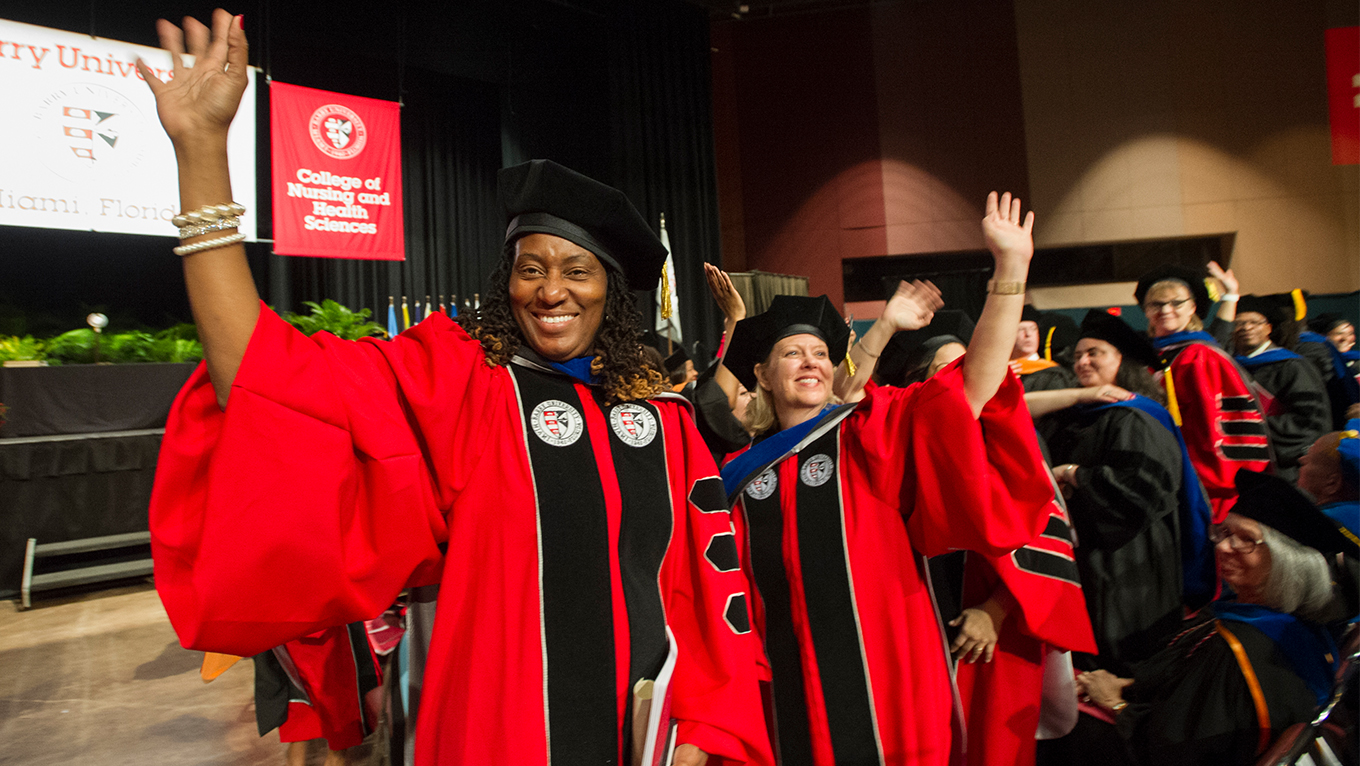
[1020,305,1042,324]
[1308,312,1350,335]
[1079,310,1162,369]
[1134,264,1212,319]
[499,159,668,291]
[664,347,691,375]
[1233,469,1358,557]
[1237,292,1304,326]
[877,310,976,387]
[724,295,850,391]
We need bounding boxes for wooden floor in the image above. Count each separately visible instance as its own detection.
[0,581,364,766]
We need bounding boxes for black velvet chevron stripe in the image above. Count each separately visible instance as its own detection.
[1220,396,1260,412]
[1221,420,1268,436]
[513,367,617,765]
[1013,548,1081,585]
[1222,444,1272,461]
[795,431,880,766]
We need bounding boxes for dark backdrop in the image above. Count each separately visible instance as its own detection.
[0,0,723,353]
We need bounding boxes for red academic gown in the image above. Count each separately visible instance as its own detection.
[271,623,383,751]
[1155,341,1270,522]
[150,305,774,766]
[723,364,1053,766]
[953,497,1097,766]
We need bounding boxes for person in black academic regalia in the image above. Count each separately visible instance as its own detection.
[1072,469,1355,766]
[1024,311,1202,676]
[1232,293,1333,484]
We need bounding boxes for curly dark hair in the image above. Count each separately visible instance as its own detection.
[456,244,667,404]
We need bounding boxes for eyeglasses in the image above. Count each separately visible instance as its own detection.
[1233,319,1268,328]
[1144,299,1192,313]
[1208,524,1264,554]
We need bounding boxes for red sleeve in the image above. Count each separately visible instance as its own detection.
[1166,346,1269,502]
[149,304,493,657]
[663,408,775,766]
[848,359,1052,557]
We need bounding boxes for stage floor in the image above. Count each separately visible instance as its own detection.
[0,582,384,766]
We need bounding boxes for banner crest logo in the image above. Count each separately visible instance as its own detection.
[308,103,367,159]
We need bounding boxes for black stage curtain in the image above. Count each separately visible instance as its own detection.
[607,1,725,357]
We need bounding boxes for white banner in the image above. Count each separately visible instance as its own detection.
[0,18,257,238]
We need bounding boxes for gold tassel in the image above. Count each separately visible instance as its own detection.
[1164,367,1183,427]
[1044,326,1057,361]
[1205,278,1221,303]
[660,265,673,321]
[844,348,857,378]
[1290,289,1307,321]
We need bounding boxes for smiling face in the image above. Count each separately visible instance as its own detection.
[1233,311,1272,354]
[1073,338,1123,388]
[1142,283,1197,338]
[1327,321,1355,353]
[1214,514,1271,601]
[755,333,834,414]
[508,233,609,361]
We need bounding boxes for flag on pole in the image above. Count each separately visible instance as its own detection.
[387,297,398,338]
[439,295,447,316]
[654,213,682,345]
[402,296,411,330]
[449,294,459,318]
[425,295,434,321]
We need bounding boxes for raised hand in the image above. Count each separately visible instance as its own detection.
[703,263,746,323]
[1207,260,1238,297]
[136,9,248,145]
[881,279,944,333]
[981,191,1035,266]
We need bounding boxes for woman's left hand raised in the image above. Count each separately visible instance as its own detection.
[981,191,1035,268]
[882,279,944,333]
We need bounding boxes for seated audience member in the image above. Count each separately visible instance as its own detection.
[1012,306,1079,392]
[1233,294,1333,483]
[1026,311,1206,674]
[1304,313,1360,428]
[1137,264,1270,521]
[1298,422,1360,615]
[1071,469,1356,766]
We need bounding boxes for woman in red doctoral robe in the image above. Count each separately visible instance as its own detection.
[139,13,772,766]
[716,193,1056,766]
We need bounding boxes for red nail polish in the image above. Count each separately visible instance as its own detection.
[237,14,245,29]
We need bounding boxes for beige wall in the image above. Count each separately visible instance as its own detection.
[1014,0,1359,294]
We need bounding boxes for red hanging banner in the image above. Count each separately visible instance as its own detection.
[1325,27,1359,166]
[270,81,405,259]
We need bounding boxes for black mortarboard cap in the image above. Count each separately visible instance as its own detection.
[877,310,975,387]
[1079,310,1162,370]
[664,347,691,375]
[1020,305,1042,324]
[1134,264,1212,319]
[1238,292,1306,326]
[499,159,668,291]
[1233,469,1358,557]
[725,295,850,391]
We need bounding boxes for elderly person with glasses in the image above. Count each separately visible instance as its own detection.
[1067,469,1354,766]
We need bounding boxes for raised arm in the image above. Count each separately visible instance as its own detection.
[1024,384,1131,419]
[137,9,259,409]
[964,192,1035,417]
[702,263,747,409]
